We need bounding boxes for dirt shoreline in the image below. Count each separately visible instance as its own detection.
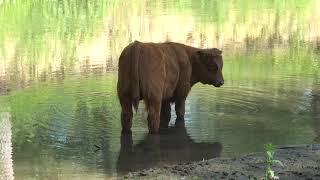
[117,144,320,180]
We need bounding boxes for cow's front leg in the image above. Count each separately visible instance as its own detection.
[175,98,186,122]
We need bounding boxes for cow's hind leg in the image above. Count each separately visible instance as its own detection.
[146,98,161,134]
[120,97,133,133]
[175,97,186,123]
[160,101,171,128]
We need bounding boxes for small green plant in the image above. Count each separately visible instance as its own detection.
[263,143,284,180]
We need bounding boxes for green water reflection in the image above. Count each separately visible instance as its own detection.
[0,0,320,178]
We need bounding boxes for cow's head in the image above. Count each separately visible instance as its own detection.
[192,48,224,87]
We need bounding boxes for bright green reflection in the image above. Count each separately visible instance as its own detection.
[0,0,320,179]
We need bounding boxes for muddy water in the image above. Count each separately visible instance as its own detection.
[0,0,320,179]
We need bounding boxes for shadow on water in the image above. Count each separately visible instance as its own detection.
[116,120,222,174]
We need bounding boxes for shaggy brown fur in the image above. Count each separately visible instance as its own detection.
[117,41,224,134]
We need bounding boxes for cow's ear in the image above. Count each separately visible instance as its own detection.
[199,51,213,65]
[212,48,222,56]
[195,50,203,57]
[193,50,211,65]
[192,50,202,61]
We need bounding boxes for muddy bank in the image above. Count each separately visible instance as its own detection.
[118,144,320,180]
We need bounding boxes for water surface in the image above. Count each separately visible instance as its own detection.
[0,0,320,179]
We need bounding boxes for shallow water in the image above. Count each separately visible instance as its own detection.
[0,0,320,179]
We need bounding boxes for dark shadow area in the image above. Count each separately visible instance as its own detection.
[116,121,223,174]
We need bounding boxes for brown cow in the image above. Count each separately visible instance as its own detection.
[117,41,224,134]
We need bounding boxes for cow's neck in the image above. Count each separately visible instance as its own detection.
[185,45,202,87]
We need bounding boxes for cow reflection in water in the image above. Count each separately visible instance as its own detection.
[116,121,222,173]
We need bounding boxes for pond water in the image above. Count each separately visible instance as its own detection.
[1,0,320,179]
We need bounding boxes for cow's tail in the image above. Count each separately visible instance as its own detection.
[130,41,140,112]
